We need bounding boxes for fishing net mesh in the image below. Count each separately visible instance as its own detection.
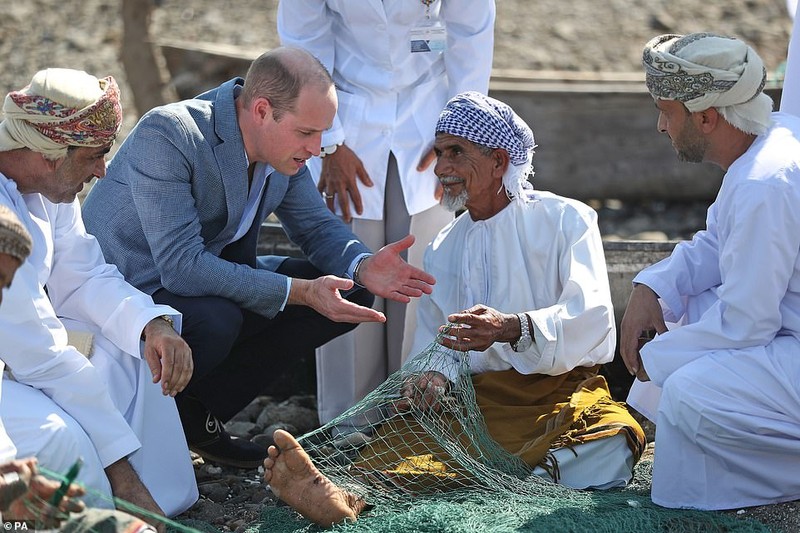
[254,331,770,532]
[299,331,534,505]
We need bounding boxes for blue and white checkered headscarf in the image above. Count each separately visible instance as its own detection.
[436,91,535,200]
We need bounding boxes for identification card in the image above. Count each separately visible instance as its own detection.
[409,23,448,53]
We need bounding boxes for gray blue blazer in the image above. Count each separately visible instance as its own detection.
[83,78,370,319]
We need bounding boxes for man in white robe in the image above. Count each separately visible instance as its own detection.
[260,92,645,528]
[0,68,198,524]
[0,204,33,468]
[0,207,158,532]
[621,33,800,510]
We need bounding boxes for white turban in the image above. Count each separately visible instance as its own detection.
[643,33,773,134]
[0,68,122,159]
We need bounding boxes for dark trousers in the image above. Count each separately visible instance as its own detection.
[153,258,374,421]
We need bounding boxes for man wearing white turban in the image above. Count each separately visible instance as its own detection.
[621,33,800,510]
[260,92,645,528]
[0,68,198,528]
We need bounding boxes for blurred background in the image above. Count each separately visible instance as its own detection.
[1,0,793,129]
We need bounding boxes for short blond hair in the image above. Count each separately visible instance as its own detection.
[242,47,332,121]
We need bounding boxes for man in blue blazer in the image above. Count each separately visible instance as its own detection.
[83,47,435,469]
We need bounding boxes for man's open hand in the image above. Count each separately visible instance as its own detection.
[359,235,436,303]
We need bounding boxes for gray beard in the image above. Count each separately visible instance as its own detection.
[441,189,468,212]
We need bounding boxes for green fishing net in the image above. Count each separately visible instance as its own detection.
[256,333,771,532]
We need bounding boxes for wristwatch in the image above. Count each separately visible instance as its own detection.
[319,142,342,158]
[141,315,175,341]
[157,314,175,330]
[352,255,369,287]
[511,312,533,352]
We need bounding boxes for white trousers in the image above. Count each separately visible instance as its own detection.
[2,333,198,516]
[532,433,634,490]
[654,337,800,509]
[630,288,800,509]
[316,154,453,424]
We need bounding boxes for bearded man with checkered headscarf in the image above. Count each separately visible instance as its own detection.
[0,68,198,527]
[259,92,645,528]
[621,33,800,511]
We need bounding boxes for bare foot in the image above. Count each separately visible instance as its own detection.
[263,429,367,527]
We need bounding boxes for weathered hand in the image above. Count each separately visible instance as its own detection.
[0,457,36,486]
[2,458,86,528]
[440,304,518,352]
[359,235,436,303]
[142,317,193,397]
[619,284,667,382]
[417,146,436,171]
[417,147,443,201]
[319,145,372,223]
[289,275,386,324]
[397,371,450,413]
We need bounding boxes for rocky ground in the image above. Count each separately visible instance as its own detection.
[1,1,798,531]
[184,394,800,533]
[179,395,321,532]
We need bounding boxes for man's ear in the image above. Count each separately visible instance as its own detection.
[696,107,720,133]
[252,96,273,123]
[492,148,510,178]
[40,153,60,172]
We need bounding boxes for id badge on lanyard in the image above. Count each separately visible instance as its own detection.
[409,0,447,53]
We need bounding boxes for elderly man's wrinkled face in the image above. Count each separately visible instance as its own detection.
[40,144,112,203]
[656,99,709,163]
[433,133,502,218]
[0,253,22,307]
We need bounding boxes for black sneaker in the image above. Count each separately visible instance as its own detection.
[178,396,266,469]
